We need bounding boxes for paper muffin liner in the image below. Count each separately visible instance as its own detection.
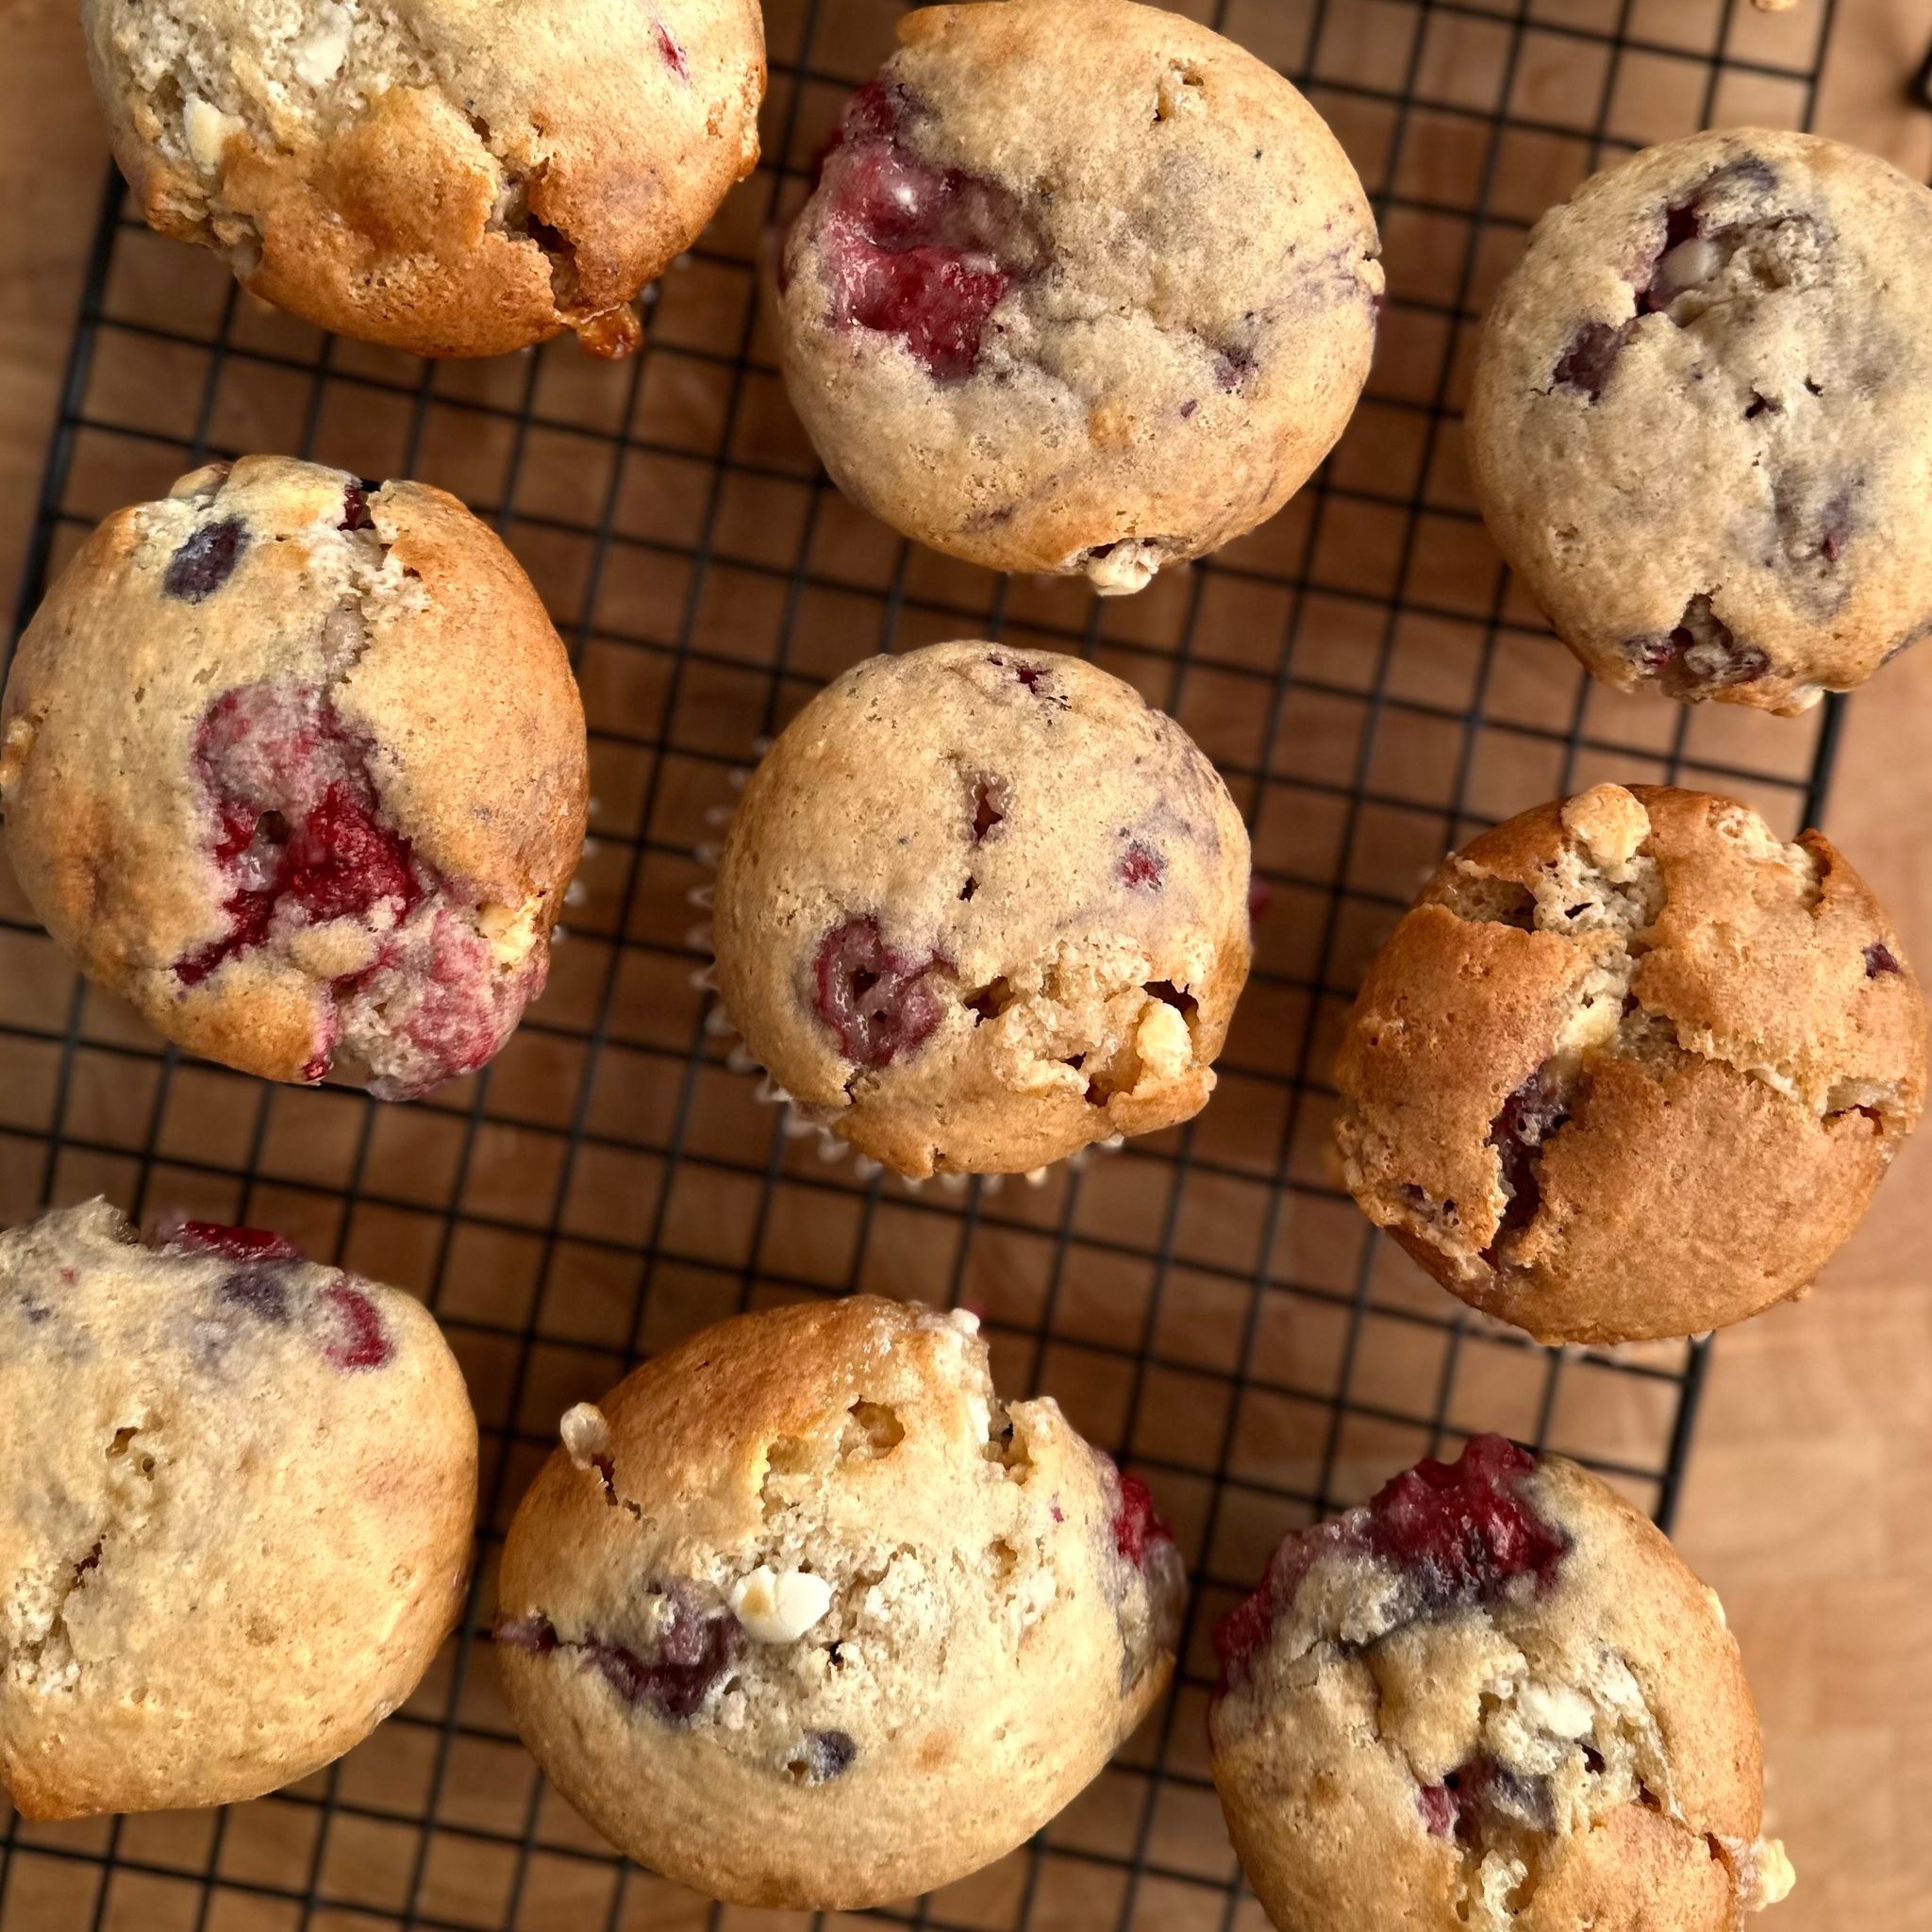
[689,748,1122,1196]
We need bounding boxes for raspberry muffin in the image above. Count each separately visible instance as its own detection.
[775,0,1381,594]
[0,1200,476,1819]
[1468,129,1932,712]
[710,642,1253,1176]
[1333,784,1926,1343]
[1,456,587,1102]
[495,1296,1183,1907]
[82,0,765,358]
[1209,1436,1793,1932]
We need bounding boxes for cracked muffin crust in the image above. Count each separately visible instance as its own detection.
[0,456,588,1102]
[494,1296,1183,1908]
[774,0,1381,594]
[82,0,765,358]
[1209,1435,1793,1932]
[0,1200,476,1819]
[1468,129,1932,714]
[710,642,1253,1176]
[1333,784,1926,1343]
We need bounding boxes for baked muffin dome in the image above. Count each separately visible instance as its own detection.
[0,1202,476,1819]
[1333,784,1925,1342]
[1469,128,1932,712]
[82,0,765,357]
[495,1296,1183,1907]
[776,0,1380,591]
[711,642,1253,1175]
[0,456,587,1100]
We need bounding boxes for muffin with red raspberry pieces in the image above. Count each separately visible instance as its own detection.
[710,642,1253,1177]
[495,1295,1182,1908]
[82,0,765,358]
[775,0,1380,593]
[1,456,587,1102]
[1209,1436,1793,1932]
[0,1200,476,1820]
[1468,129,1932,712]
[1334,783,1925,1342]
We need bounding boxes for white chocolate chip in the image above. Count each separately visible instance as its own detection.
[559,1402,610,1468]
[1746,1838,1797,1908]
[476,894,546,967]
[1655,235,1722,296]
[945,1307,980,1337]
[291,6,353,85]
[1559,783,1650,872]
[728,1566,833,1644]
[1134,999,1192,1082]
[1080,539,1167,597]
[182,95,243,174]
[1514,1677,1595,1740]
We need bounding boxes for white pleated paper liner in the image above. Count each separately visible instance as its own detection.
[688,747,1122,1197]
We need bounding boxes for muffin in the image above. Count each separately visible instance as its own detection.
[1333,784,1926,1343]
[0,1200,476,1819]
[1209,1435,1793,1931]
[1468,128,1932,712]
[710,642,1253,1176]
[81,0,765,358]
[775,0,1381,593]
[0,456,588,1102]
[494,1295,1183,1907]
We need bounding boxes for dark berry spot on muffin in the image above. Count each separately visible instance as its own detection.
[1483,1064,1573,1262]
[654,21,690,82]
[1743,391,1780,421]
[318,1279,391,1371]
[163,518,247,602]
[1623,593,1769,697]
[1213,344,1254,391]
[218,1268,293,1324]
[1443,1757,1557,1841]
[1111,1471,1174,1565]
[788,1729,858,1784]
[589,1595,738,1723]
[494,1614,559,1655]
[1551,320,1632,402]
[986,653,1052,695]
[1867,941,1902,977]
[1363,1435,1568,1612]
[1180,398,1199,420]
[812,915,945,1067]
[1213,1513,1367,1689]
[175,684,424,989]
[806,81,1035,381]
[164,1220,305,1264]
[1418,1783,1458,1837]
[340,484,375,531]
[1120,841,1164,891]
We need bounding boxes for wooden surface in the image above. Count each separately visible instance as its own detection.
[2,3,1930,1927]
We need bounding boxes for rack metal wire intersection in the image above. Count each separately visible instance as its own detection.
[0,0,1857,1925]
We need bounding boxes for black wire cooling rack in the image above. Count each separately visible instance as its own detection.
[0,0,1869,1925]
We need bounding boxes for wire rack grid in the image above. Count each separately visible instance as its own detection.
[0,0,1860,1926]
